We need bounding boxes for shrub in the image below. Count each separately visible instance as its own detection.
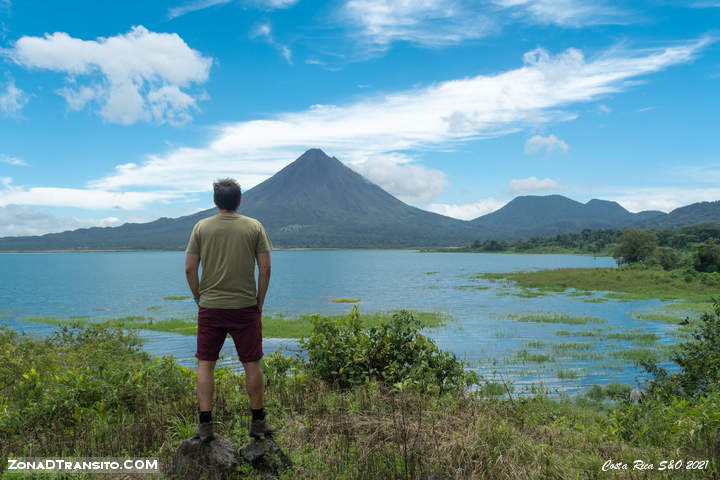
[649,246,681,271]
[300,306,476,393]
[693,240,720,273]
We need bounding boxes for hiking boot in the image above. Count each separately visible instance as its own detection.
[249,417,276,439]
[193,421,215,442]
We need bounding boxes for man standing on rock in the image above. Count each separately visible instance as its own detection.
[185,178,275,442]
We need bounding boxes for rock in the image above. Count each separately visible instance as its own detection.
[240,437,292,475]
[170,434,243,479]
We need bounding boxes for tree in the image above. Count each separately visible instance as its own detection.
[613,228,658,265]
[693,240,720,273]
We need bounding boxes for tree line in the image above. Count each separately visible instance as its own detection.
[464,222,720,272]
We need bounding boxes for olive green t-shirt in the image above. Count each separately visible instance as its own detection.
[186,213,272,309]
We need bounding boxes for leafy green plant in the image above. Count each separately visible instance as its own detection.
[300,306,475,393]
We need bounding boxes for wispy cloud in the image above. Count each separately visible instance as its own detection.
[609,187,720,213]
[0,154,26,166]
[494,0,630,27]
[0,79,28,116]
[342,0,493,49]
[168,0,232,20]
[18,37,706,210]
[9,26,212,125]
[251,21,292,63]
[0,177,179,210]
[524,134,569,154]
[427,198,505,219]
[168,0,299,19]
[0,204,126,237]
[509,176,559,194]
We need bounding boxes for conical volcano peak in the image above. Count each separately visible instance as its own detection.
[294,148,337,164]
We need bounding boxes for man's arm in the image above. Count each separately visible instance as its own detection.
[256,251,271,312]
[185,253,201,303]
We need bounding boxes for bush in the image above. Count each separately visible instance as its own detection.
[649,246,681,271]
[300,306,476,393]
[693,240,720,273]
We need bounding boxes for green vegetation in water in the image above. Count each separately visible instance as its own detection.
[609,348,664,363]
[453,284,490,291]
[424,271,439,275]
[604,330,658,345]
[508,313,605,325]
[146,305,163,311]
[551,342,593,353]
[4,302,720,479]
[162,295,191,301]
[20,309,451,339]
[556,369,580,379]
[514,349,554,363]
[477,381,507,397]
[477,266,719,302]
[581,297,608,303]
[330,297,361,303]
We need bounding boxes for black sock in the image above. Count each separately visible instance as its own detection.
[199,410,212,424]
[251,408,265,421]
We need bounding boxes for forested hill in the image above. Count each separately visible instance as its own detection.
[2,149,720,251]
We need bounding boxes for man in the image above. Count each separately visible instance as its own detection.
[184,178,274,442]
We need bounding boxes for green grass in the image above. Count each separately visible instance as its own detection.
[20,309,451,339]
[509,313,605,325]
[604,330,658,345]
[146,305,163,311]
[162,295,191,301]
[515,349,554,363]
[556,369,579,379]
[551,342,593,353]
[609,348,664,363]
[330,297,361,303]
[477,267,719,302]
[453,284,490,290]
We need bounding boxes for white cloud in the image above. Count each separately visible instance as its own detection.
[598,103,612,114]
[427,198,505,219]
[524,134,569,154]
[0,205,127,236]
[607,187,720,213]
[85,38,707,207]
[494,0,629,27]
[168,0,299,19]
[348,153,448,203]
[10,26,212,125]
[0,79,28,116]
[168,0,232,19]
[0,154,26,166]
[251,22,293,63]
[509,176,559,194]
[342,0,492,48]
[0,177,179,210]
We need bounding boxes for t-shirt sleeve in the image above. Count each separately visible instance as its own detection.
[186,223,201,255]
[256,222,272,254]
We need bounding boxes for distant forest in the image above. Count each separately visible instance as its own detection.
[450,222,720,258]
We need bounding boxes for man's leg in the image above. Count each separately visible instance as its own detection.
[197,359,216,412]
[243,360,275,438]
[242,360,264,409]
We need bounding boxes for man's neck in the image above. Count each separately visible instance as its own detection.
[217,209,238,215]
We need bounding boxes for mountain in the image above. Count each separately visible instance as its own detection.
[642,201,720,228]
[471,195,665,238]
[0,149,486,250]
[2,149,720,251]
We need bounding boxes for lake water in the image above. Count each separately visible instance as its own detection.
[0,250,680,395]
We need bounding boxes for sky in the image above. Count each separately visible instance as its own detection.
[0,0,719,236]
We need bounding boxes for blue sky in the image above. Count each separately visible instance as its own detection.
[0,0,718,236]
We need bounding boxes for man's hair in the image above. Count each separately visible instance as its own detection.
[213,178,242,211]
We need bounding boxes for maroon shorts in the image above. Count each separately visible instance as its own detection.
[195,305,263,363]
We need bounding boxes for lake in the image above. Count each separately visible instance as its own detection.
[0,250,680,395]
